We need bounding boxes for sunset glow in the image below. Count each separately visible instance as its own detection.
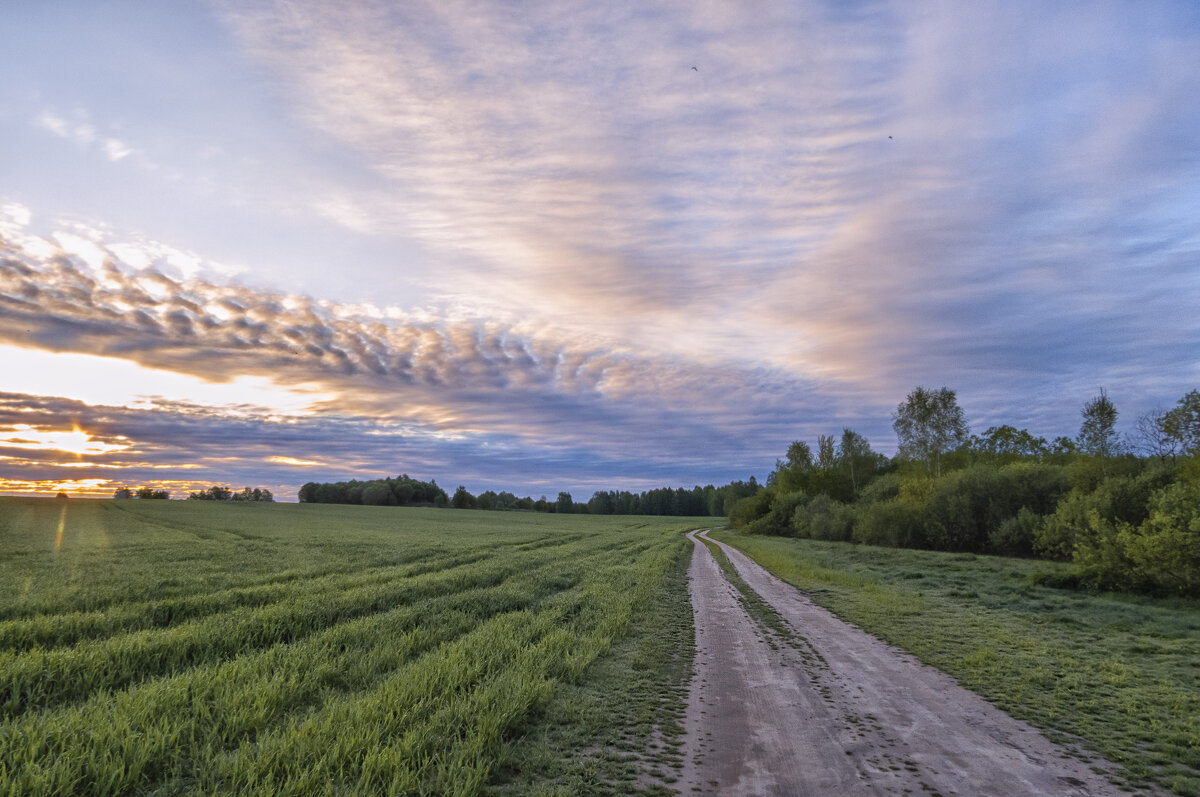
[0,425,129,457]
[2,2,1198,499]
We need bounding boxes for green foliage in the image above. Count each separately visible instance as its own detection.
[745,490,808,536]
[135,486,170,499]
[1036,466,1175,561]
[187,486,273,501]
[452,485,477,509]
[1070,481,1200,597]
[990,507,1042,557]
[916,463,1069,553]
[1162,390,1200,456]
[792,493,854,541]
[857,472,900,504]
[892,386,969,477]
[1123,481,1200,597]
[299,474,446,507]
[838,427,878,494]
[736,385,1200,598]
[728,489,774,529]
[851,499,923,548]
[1078,388,1121,465]
[971,425,1049,463]
[0,498,703,795]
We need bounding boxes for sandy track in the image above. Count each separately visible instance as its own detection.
[678,529,1134,796]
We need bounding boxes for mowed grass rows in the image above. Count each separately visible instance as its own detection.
[0,498,705,795]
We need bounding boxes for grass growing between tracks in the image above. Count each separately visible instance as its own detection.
[711,529,1200,795]
[0,497,709,795]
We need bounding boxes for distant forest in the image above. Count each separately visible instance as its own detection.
[297,474,759,517]
[731,386,1200,598]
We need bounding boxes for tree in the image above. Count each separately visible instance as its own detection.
[972,425,1049,462]
[1134,408,1175,461]
[816,435,837,470]
[1078,389,1121,468]
[556,492,574,514]
[451,485,476,509]
[361,482,393,506]
[837,428,875,494]
[146,489,168,499]
[892,386,969,477]
[771,441,814,492]
[1162,390,1200,457]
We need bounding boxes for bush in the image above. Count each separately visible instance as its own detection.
[728,489,774,529]
[858,473,900,504]
[852,500,923,548]
[361,483,395,506]
[990,507,1041,557]
[793,494,854,541]
[1036,467,1175,560]
[1119,482,1200,597]
[745,490,808,536]
[1073,512,1143,593]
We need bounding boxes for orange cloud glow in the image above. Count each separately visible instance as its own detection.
[0,425,130,456]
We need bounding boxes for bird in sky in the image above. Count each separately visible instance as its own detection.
[691,66,698,71]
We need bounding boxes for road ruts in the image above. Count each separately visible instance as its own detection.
[677,529,1137,796]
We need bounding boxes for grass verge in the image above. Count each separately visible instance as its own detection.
[711,529,1200,796]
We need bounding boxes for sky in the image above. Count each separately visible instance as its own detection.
[2,0,1198,501]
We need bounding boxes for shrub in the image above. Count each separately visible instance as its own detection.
[745,490,808,536]
[989,507,1041,557]
[852,500,923,548]
[1119,482,1200,597]
[858,473,900,504]
[793,494,854,541]
[728,489,774,529]
[1036,467,1175,560]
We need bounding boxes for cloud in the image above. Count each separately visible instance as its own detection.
[0,218,846,493]
[214,0,1200,416]
[103,139,133,161]
[6,3,1200,495]
[36,108,140,163]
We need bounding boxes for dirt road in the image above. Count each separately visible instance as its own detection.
[678,529,1133,796]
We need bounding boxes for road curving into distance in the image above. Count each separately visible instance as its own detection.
[677,529,1138,796]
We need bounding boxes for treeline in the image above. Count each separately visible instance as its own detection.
[187,486,274,502]
[298,475,448,506]
[113,487,169,500]
[447,480,759,516]
[297,475,753,517]
[584,482,759,516]
[731,387,1200,598]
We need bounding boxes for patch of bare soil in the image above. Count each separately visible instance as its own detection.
[678,529,1139,796]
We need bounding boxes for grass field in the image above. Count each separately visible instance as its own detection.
[711,529,1200,795]
[0,497,705,796]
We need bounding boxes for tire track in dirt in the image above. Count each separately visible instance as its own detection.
[678,529,1137,796]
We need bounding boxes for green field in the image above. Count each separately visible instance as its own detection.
[712,529,1200,795]
[0,498,706,796]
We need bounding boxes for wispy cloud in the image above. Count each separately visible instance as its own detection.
[37,108,138,163]
[216,0,1200,414]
